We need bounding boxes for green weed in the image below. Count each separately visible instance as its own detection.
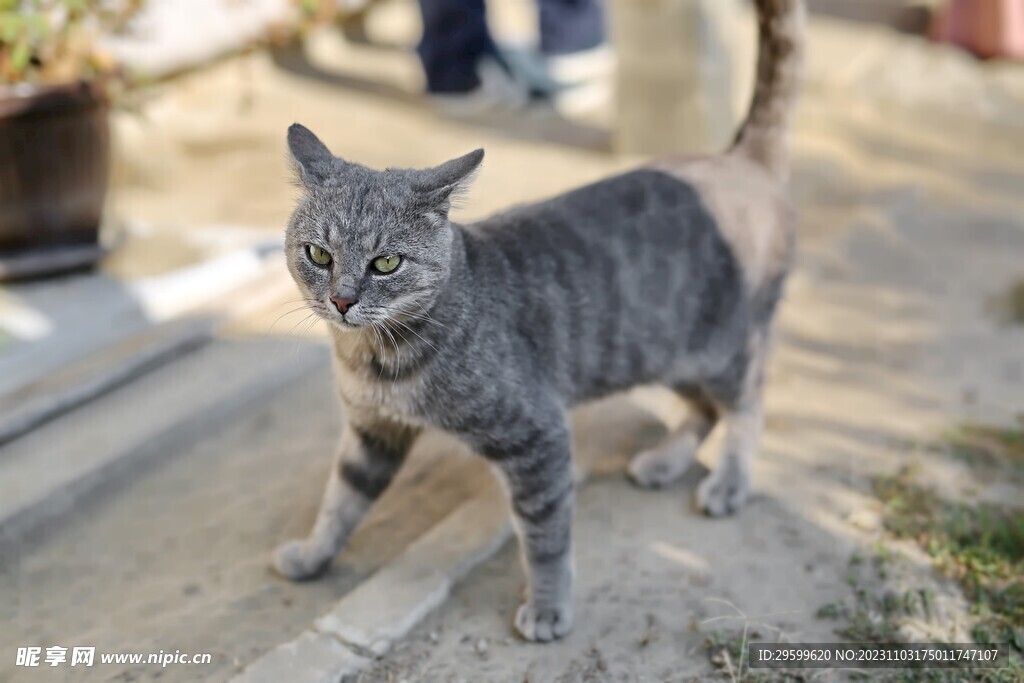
[873,469,1024,656]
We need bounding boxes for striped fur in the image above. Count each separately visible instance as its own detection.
[273,0,805,643]
[732,0,807,179]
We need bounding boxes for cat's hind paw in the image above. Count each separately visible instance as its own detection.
[696,467,751,517]
[514,600,574,642]
[272,540,331,581]
[627,431,702,490]
[628,447,689,489]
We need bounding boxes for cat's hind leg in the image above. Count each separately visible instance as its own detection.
[273,420,419,580]
[628,387,718,489]
[696,334,769,517]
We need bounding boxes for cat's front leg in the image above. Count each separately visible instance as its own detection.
[273,419,419,580]
[481,418,576,642]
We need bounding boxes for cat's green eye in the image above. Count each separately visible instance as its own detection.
[372,255,402,274]
[307,245,332,266]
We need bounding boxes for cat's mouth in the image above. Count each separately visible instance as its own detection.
[332,317,364,331]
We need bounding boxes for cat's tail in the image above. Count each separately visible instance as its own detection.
[730,0,806,181]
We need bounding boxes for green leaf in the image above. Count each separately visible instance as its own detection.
[27,14,50,36]
[0,16,24,42]
[10,39,30,73]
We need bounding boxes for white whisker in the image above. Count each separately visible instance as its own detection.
[411,302,448,329]
[380,324,401,388]
[391,318,439,354]
[268,303,316,332]
[370,323,387,381]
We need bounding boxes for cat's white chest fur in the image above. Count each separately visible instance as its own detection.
[330,339,429,429]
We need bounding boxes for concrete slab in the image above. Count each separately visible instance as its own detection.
[233,489,512,683]
[313,488,512,656]
[0,241,283,401]
[230,631,370,683]
[0,255,296,446]
[0,316,213,446]
[0,337,325,546]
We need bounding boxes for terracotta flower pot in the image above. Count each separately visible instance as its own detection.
[933,0,1024,60]
[0,81,110,278]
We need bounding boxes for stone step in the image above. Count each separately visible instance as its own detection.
[0,336,325,547]
[0,240,283,401]
[0,316,213,447]
[0,249,294,447]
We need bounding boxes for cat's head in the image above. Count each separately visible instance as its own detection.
[284,123,482,332]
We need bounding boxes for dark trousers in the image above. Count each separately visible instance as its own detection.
[417,0,605,93]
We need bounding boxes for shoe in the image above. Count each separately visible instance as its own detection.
[545,43,616,86]
[428,55,534,118]
[497,42,615,116]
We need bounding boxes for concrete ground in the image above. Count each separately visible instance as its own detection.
[2,2,1023,682]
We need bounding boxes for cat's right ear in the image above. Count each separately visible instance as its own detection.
[287,123,336,187]
[409,149,484,218]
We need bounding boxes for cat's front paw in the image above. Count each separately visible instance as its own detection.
[272,540,330,581]
[696,467,751,517]
[514,600,574,642]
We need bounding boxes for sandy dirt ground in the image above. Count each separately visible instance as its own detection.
[3,2,1023,682]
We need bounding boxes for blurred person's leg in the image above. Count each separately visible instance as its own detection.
[539,0,613,89]
[416,0,496,93]
[537,0,605,56]
[492,0,611,114]
[416,0,537,114]
[415,0,611,114]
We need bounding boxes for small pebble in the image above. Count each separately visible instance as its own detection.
[428,631,440,644]
[847,508,881,532]
[475,638,489,656]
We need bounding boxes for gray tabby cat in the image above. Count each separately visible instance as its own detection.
[273,0,805,642]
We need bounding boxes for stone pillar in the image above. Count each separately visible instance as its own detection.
[611,0,743,156]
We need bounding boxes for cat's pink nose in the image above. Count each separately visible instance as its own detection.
[330,295,357,315]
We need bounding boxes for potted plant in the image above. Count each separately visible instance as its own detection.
[0,0,140,280]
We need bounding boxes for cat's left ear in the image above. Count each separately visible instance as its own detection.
[411,149,484,217]
[288,123,340,187]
